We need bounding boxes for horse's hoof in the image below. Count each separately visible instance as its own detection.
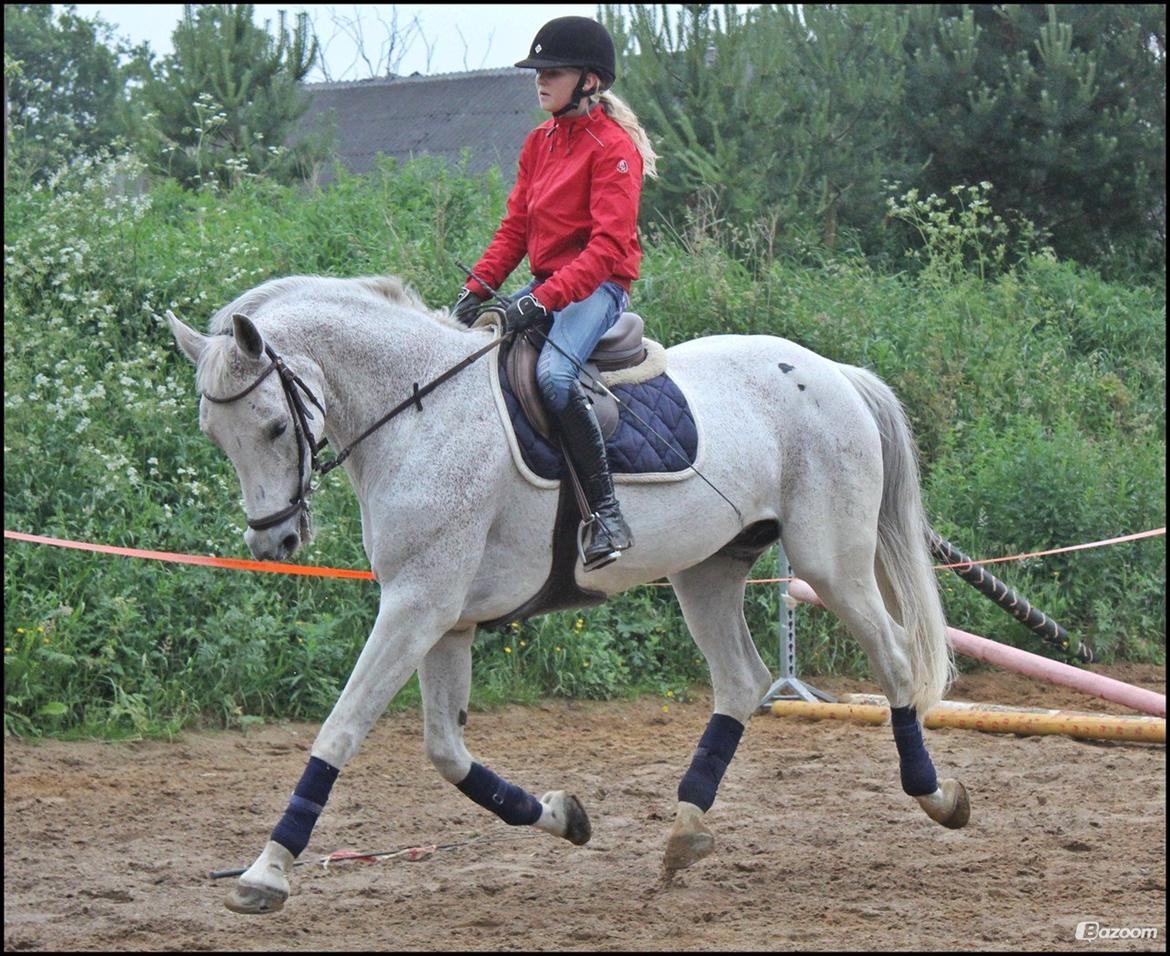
[664,829,714,872]
[540,790,592,845]
[561,793,592,845]
[663,803,714,872]
[916,778,971,829]
[939,779,971,829]
[224,880,288,915]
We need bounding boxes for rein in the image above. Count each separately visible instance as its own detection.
[202,329,506,532]
[318,332,505,477]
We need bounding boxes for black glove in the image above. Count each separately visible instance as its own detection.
[451,288,486,327]
[504,293,549,335]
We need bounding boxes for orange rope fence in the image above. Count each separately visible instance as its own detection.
[3,526,1164,584]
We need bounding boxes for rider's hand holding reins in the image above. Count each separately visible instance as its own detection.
[452,289,486,327]
[504,293,548,334]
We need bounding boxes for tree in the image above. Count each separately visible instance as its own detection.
[900,4,1166,274]
[604,4,915,258]
[605,3,1165,276]
[139,4,328,188]
[309,6,437,80]
[3,4,150,182]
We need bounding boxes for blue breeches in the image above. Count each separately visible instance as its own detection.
[518,279,628,414]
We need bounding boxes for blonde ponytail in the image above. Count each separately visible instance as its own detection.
[596,90,659,180]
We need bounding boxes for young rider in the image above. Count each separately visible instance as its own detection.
[451,15,659,571]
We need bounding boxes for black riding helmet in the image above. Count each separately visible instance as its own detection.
[514,16,617,116]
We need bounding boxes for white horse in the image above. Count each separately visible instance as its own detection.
[166,274,969,915]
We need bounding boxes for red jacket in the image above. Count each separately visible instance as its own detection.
[467,107,643,313]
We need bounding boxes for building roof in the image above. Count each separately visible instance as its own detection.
[298,67,541,183]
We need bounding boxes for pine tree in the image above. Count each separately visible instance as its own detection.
[606,4,1164,275]
[604,4,914,257]
[140,4,327,188]
[898,4,1164,272]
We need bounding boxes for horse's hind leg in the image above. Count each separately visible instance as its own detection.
[419,627,591,845]
[663,554,773,873]
[782,520,969,829]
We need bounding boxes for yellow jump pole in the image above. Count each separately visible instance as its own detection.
[769,700,1166,743]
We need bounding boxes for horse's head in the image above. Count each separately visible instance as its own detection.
[167,310,325,561]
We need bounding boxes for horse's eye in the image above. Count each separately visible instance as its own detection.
[267,421,288,441]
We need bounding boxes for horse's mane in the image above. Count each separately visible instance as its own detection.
[207,274,458,335]
[197,275,460,394]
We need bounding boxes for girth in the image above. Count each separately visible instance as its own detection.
[479,479,608,629]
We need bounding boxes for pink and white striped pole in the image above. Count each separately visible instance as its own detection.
[786,578,1166,719]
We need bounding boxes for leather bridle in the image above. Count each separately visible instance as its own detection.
[201,342,327,532]
[200,327,506,533]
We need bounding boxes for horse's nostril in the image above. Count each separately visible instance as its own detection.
[281,533,299,554]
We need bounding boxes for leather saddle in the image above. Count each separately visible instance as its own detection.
[481,307,649,440]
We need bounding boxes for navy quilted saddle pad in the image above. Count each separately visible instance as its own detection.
[498,356,699,482]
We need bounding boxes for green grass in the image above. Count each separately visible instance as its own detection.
[4,150,1164,738]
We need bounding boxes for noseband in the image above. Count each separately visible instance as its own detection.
[202,342,328,532]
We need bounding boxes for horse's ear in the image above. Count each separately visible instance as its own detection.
[165,310,207,366]
[232,312,265,360]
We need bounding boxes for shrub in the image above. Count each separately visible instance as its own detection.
[4,152,1163,736]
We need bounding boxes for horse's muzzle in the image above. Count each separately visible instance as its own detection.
[245,524,301,562]
[244,503,314,561]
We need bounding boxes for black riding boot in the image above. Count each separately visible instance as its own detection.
[554,382,633,571]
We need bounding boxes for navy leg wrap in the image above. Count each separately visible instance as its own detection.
[270,755,340,857]
[456,762,543,826]
[891,706,938,796]
[678,713,744,813]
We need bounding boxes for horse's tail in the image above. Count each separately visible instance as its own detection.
[838,364,954,715]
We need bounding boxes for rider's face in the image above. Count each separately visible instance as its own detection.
[535,67,598,114]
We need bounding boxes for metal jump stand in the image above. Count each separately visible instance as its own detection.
[760,546,835,706]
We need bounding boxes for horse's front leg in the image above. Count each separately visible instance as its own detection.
[224,584,458,915]
[419,626,591,846]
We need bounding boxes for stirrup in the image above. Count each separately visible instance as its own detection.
[576,515,621,572]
